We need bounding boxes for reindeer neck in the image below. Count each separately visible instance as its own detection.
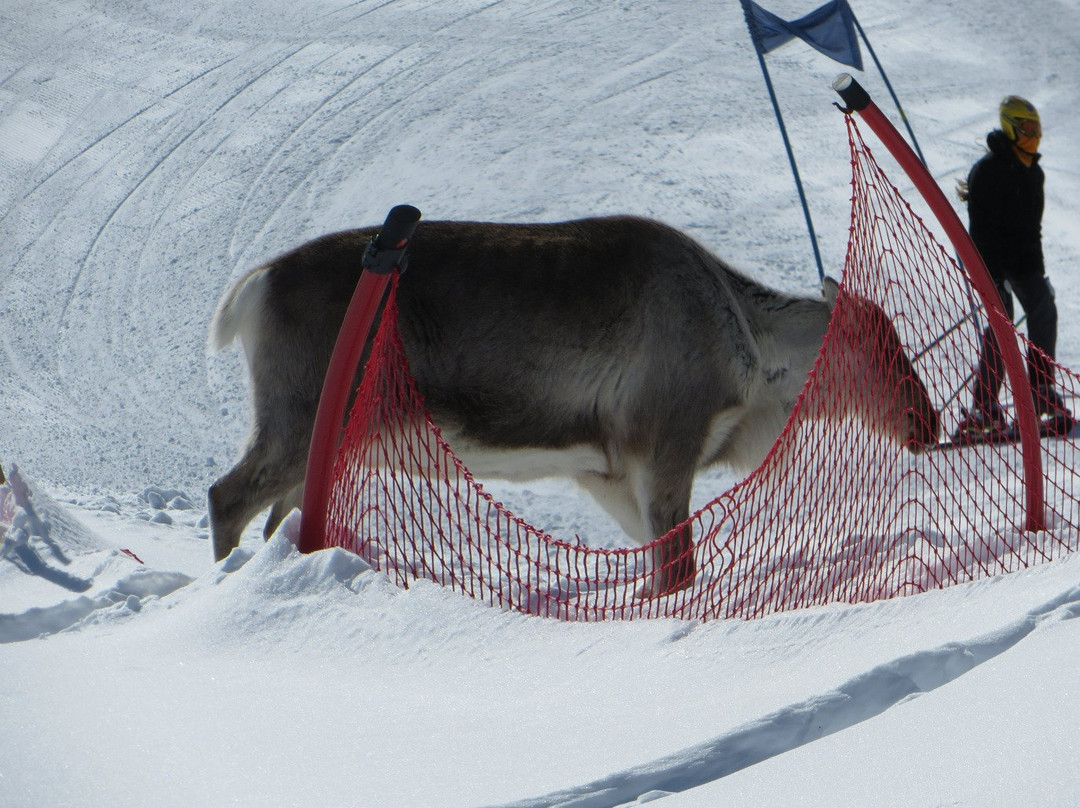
[742,283,833,399]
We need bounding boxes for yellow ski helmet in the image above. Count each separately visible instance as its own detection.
[999,96,1041,141]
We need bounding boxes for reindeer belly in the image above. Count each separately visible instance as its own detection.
[420,374,621,482]
[437,432,611,482]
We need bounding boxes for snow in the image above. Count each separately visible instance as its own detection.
[2,0,1079,805]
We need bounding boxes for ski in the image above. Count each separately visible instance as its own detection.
[932,413,1077,452]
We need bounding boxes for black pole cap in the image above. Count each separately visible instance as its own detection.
[832,73,871,112]
[362,204,422,273]
[374,204,421,250]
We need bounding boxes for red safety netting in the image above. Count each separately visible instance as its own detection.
[321,113,1080,620]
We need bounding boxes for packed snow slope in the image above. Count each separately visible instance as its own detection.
[2,0,1080,806]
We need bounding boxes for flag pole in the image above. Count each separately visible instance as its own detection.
[849,12,928,168]
[741,0,826,283]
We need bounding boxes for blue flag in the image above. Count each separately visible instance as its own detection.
[744,0,864,71]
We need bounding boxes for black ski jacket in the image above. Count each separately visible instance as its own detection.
[966,129,1045,282]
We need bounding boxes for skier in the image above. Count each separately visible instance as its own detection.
[954,95,1073,442]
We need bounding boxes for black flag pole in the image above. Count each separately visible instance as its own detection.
[740,0,927,281]
[849,13,928,168]
[741,0,827,282]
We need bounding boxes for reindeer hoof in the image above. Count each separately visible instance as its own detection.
[635,570,696,601]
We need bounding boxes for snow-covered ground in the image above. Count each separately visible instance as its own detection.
[2,0,1080,805]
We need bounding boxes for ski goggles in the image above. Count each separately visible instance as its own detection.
[1012,119,1042,138]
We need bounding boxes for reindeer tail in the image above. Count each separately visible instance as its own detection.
[208,268,268,353]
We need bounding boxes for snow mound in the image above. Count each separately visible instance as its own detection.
[0,466,192,641]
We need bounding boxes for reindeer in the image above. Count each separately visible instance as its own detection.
[207,216,940,595]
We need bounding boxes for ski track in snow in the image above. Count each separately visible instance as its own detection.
[0,0,857,493]
[499,585,1080,808]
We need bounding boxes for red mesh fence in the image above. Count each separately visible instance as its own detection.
[322,114,1080,620]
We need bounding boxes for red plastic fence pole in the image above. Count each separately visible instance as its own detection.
[298,205,422,553]
[832,74,1045,532]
